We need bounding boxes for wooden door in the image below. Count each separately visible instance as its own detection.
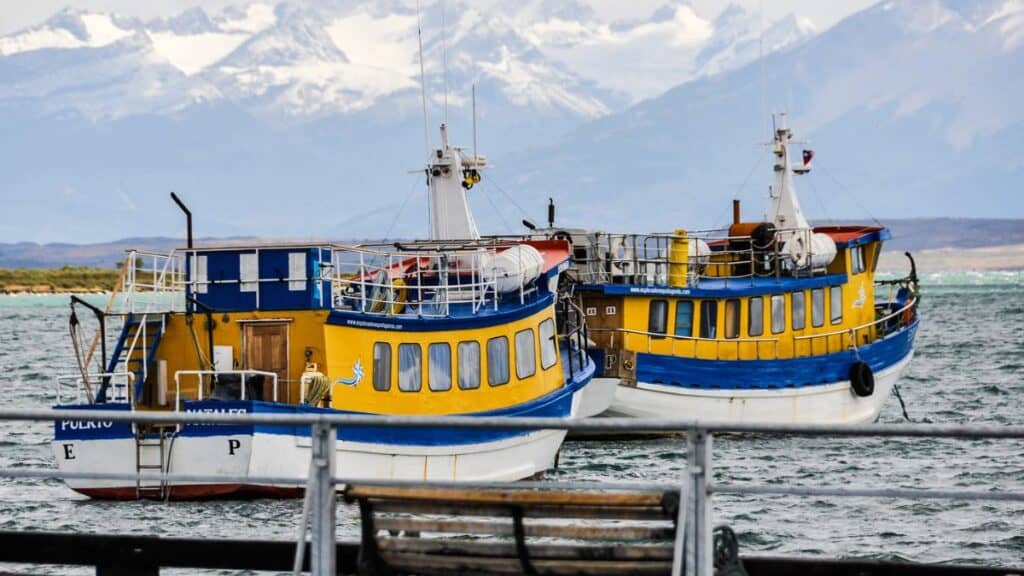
[243,323,289,402]
[581,295,624,349]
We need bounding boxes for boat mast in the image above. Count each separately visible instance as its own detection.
[428,125,485,240]
[769,112,810,235]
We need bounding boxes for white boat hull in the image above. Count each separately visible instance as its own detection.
[54,429,568,500]
[609,352,913,425]
[53,371,591,500]
[575,376,618,418]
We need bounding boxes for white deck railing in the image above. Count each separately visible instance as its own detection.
[566,227,829,287]
[330,242,539,318]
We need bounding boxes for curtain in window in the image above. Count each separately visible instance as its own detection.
[428,343,452,391]
[487,337,509,386]
[458,341,481,389]
[539,319,557,369]
[372,343,391,391]
[515,329,536,379]
[398,343,421,392]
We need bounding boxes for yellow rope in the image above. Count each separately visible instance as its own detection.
[303,373,330,406]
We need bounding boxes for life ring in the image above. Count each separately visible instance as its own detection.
[849,361,874,397]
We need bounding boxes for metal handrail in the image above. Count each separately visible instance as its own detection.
[55,372,134,405]
[331,243,544,318]
[20,408,1024,576]
[794,297,917,343]
[173,370,280,411]
[590,326,781,360]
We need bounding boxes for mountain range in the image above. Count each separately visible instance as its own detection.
[0,0,1020,244]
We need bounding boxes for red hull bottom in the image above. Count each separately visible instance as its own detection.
[75,483,304,501]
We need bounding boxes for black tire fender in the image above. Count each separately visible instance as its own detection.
[849,361,874,397]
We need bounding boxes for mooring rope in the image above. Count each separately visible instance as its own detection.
[892,383,912,422]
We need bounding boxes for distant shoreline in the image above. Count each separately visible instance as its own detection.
[0,267,119,295]
[1,243,1021,294]
[877,243,1024,273]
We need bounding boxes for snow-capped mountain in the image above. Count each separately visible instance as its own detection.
[0,0,825,243]
[499,0,1024,233]
[0,1,814,122]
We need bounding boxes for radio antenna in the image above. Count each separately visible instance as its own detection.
[442,0,449,126]
[472,83,478,160]
[416,0,430,161]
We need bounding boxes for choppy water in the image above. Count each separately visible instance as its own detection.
[1,272,1022,573]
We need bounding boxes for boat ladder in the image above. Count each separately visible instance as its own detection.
[134,426,173,500]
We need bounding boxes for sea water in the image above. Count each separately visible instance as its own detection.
[0,272,1022,573]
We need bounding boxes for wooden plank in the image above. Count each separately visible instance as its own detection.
[380,551,673,576]
[373,517,674,541]
[377,538,674,561]
[346,485,667,507]
[370,500,672,520]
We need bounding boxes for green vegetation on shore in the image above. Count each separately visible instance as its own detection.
[0,266,119,294]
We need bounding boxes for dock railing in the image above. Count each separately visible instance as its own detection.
[5,408,1024,576]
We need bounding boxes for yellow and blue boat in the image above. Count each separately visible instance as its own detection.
[541,114,919,424]
[52,126,597,499]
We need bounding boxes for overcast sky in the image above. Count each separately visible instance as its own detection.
[1,0,878,36]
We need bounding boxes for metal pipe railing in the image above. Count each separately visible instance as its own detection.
[173,370,280,411]
[14,406,1024,576]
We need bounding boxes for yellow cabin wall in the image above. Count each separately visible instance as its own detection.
[148,309,329,407]
[606,241,883,361]
[323,307,564,415]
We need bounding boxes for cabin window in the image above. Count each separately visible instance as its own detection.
[830,286,843,325]
[649,300,668,336]
[699,301,717,339]
[515,329,537,379]
[190,254,208,294]
[288,252,307,291]
[428,343,452,392]
[487,336,510,386]
[675,301,694,337]
[398,343,421,392]
[457,341,481,390]
[851,245,866,275]
[724,299,740,339]
[240,253,258,292]
[372,342,391,391]
[811,288,825,327]
[792,291,806,331]
[539,319,557,370]
[771,295,786,334]
[749,297,764,337]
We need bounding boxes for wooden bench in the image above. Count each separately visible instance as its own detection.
[343,485,681,576]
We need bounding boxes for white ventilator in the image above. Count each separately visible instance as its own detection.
[769,113,836,270]
[428,124,486,240]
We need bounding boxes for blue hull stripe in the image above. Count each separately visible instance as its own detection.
[326,292,554,332]
[636,320,917,390]
[54,356,596,447]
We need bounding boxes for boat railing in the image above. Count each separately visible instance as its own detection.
[589,327,782,361]
[173,370,281,412]
[570,228,823,287]
[590,298,917,362]
[793,297,918,357]
[55,372,134,406]
[10,408,1024,576]
[330,243,537,318]
[118,249,187,315]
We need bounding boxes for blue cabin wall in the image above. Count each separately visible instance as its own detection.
[186,246,332,312]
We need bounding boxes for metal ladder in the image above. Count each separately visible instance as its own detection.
[134,426,170,500]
